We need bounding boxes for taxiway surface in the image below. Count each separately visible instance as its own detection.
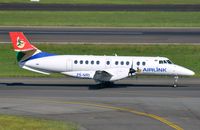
[1,3,200,11]
[0,77,200,130]
[1,27,200,43]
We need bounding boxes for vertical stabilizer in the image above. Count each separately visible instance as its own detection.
[9,32,40,62]
[9,32,37,52]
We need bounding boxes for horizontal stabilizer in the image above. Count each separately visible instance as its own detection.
[22,65,50,75]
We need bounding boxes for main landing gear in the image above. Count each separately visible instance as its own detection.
[94,81,114,89]
[173,75,179,87]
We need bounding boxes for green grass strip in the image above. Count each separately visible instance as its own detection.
[0,44,199,77]
[0,115,77,130]
[0,11,200,27]
[1,0,200,5]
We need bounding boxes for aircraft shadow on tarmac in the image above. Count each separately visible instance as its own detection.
[0,82,188,90]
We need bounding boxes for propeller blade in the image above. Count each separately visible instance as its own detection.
[129,61,136,76]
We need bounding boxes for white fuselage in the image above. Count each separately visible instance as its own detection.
[20,55,195,82]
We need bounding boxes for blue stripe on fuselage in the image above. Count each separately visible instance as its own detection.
[23,52,56,62]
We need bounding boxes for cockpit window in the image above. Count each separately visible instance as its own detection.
[167,60,173,64]
[159,60,163,64]
[159,60,173,64]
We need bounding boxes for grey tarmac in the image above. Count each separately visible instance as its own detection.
[1,3,200,11]
[0,77,200,130]
[1,27,200,43]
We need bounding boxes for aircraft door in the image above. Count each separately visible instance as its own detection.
[66,59,72,71]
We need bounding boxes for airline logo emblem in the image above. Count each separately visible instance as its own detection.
[17,37,25,48]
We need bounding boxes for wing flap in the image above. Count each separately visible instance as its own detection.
[94,68,130,82]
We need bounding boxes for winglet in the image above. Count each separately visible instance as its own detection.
[9,32,37,52]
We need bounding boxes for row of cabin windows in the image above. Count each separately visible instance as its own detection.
[74,60,130,66]
[74,60,146,66]
[74,60,100,65]
[137,61,146,66]
[114,61,130,66]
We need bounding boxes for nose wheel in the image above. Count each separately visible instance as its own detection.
[173,76,179,87]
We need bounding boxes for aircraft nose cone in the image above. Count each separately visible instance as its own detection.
[187,69,195,76]
[181,67,195,76]
[175,65,195,76]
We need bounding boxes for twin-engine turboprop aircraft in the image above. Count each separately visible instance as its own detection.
[9,32,195,87]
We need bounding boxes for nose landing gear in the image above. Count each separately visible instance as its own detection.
[173,75,179,87]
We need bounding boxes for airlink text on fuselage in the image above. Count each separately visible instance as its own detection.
[143,67,167,73]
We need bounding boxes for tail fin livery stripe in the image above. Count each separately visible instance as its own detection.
[16,52,26,62]
[10,32,56,62]
[9,32,37,52]
[10,32,41,62]
[23,52,56,62]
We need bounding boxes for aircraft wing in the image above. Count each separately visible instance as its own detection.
[62,68,131,82]
[93,68,130,82]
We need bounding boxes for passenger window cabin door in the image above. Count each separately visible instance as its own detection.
[66,59,72,71]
